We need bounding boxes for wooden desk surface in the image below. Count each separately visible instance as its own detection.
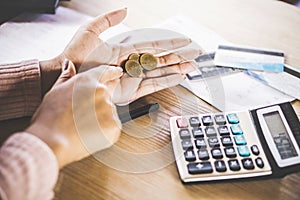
[2,0,300,199]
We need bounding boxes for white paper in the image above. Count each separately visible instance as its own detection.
[0,7,130,64]
[155,16,294,111]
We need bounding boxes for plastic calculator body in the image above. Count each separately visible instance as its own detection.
[169,102,300,183]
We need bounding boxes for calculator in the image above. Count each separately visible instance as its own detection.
[169,102,300,183]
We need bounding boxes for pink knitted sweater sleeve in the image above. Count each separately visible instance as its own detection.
[0,133,59,200]
[0,60,59,199]
[0,59,41,121]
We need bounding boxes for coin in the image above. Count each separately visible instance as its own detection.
[139,53,158,70]
[128,53,140,61]
[125,60,143,77]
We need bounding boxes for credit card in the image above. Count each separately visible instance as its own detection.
[214,45,285,72]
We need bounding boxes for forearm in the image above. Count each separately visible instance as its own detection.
[0,60,41,121]
[0,132,59,200]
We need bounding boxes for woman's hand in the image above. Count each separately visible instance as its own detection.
[26,61,123,168]
[108,48,200,105]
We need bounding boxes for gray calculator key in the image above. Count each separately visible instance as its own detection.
[189,117,201,127]
[208,137,220,147]
[221,136,233,146]
[215,114,226,125]
[202,115,214,126]
[205,126,217,137]
[195,139,207,149]
[215,160,227,172]
[188,162,213,174]
[218,126,230,136]
[193,128,204,138]
[198,150,210,160]
[184,150,196,162]
[179,129,191,139]
[228,159,241,171]
[182,140,193,150]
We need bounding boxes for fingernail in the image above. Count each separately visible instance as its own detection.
[63,59,69,71]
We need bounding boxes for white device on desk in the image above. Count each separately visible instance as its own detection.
[169,102,300,183]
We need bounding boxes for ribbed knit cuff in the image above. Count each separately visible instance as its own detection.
[0,132,59,200]
[0,59,41,121]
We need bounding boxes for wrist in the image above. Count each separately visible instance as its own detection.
[39,56,64,96]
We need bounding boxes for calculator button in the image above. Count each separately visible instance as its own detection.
[237,145,250,157]
[218,126,230,136]
[214,114,226,125]
[179,129,191,139]
[255,157,264,168]
[198,150,210,160]
[221,136,233,146]
[192,128,204,138]
[230,124,243,135]
[189,117,201,127]
[227,113,239,124]
[228,159,241,171]
[182,140,193,150]
[242,158,255,170]
[176,117,188,128]
[234,135,247,145]
[195,139,207,149]
[208,137,220,148]
[224,147,237,158]
[251,145,260,155]
[211,148,223,159]
[215,160,227,172]
[184,150,196,162]
[202,115,214,126]
[205,127,217,137]
[187,162,213,174]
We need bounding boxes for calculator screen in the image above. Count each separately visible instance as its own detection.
[263,111,298,159]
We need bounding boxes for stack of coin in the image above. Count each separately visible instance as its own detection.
[124,53,158,77]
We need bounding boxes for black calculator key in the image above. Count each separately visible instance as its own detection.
[242,158,255,170]
[208,137,220,147]
[215,160,227,172]
[202,115,214,126]
[218,126,230,136]
[189,117,201,127]
[215,114,226,125]
[255,157,264,168]
[187,162,213,174]
[225,147,237,158]
[182,140,193,150]
[179,129,191,139]
[205,127,217,137]
[193,128,204,138]
[211,148,223,159]
[195,139,207,149]
[198,150,210,160]
[251,145,260,155]
[184,150,196,162]
[228,159,241,171]
[221,136,233,146]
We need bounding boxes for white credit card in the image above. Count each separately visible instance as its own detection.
[214,44,285,72]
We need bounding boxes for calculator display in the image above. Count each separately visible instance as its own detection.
[263,111,298,159]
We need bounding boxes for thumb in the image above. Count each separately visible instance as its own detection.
[88,65,123,84]
[53,59,77,87]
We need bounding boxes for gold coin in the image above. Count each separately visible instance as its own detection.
[139,53,158,70]
[125,60,143,77]
[128,53,140,61]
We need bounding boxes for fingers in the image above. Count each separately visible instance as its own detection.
[118,38,192,61]
[53,60,77,88]
[84,8,127,35]
[133,74,185,101]
[143,61,197,78]
[157,48,202,67]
